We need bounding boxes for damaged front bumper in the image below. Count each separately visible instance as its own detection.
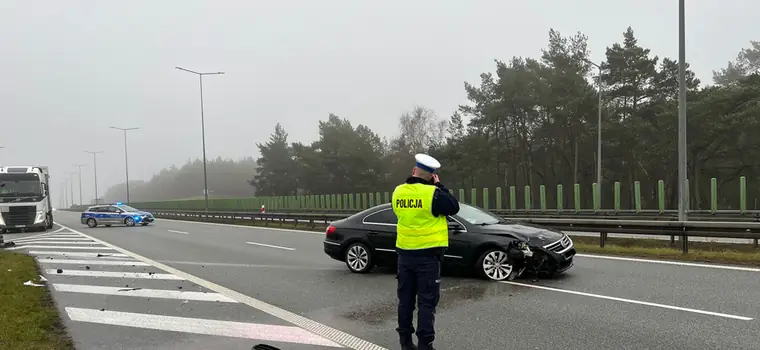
[510,235,576,277]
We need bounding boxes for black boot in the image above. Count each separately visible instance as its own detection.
[400,335,417,350]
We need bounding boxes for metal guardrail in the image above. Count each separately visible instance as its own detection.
[147,209,760,253]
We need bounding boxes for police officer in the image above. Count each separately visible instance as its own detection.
[392,153,460,350]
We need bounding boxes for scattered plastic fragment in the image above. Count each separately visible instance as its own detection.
[39,275,48,282]
[24,280,44,287]
[56,269,63,273]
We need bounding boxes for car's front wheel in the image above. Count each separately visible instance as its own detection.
[476,248,519,281]
[86,218,97,228]
[124,217,136,227]
[344,242,373,274]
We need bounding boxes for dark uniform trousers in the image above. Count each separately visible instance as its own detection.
[396,252,442,350]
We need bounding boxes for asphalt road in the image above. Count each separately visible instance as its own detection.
[7,211,760,349]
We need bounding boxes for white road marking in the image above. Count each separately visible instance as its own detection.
[246,241,295,251]
[54,284,237,303]
[13,241,100,245]
[160,218,324,235]
[7,245,115,251]
[44,269,183,280]
[501,281,753,321]
[38,259,149,266]
[65,307,342,347]
[167,229,188,235]
[54,222,386,350]
[160,217,760,273]
[29,251,130,258]
[13,238,93,243]
[575,253,760,272]
[158,260,345,271]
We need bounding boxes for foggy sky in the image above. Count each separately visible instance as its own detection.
[1,0,758,203]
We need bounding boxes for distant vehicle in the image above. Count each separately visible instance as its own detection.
[323,203,575,281]
[80,203,155,228]
[0,166,54,233]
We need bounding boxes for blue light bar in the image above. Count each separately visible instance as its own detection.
[115,202,123,205]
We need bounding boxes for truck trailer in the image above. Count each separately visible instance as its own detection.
[0,166,54,233]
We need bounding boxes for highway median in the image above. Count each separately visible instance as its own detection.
[163,215,760,267]
[0,250,72,350]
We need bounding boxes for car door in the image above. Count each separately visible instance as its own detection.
[92,206,109,223]
[363,208,399,263]
[445,216,471,266]
[106,206,123,224]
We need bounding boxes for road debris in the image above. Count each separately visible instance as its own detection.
[24,280,45,287]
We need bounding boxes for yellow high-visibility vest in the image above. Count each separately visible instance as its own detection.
[392,183,449,250]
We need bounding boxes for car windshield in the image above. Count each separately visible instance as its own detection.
[116,205,139,212]
[455,203,502,225]
[0,174,42,197]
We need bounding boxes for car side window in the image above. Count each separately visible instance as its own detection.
[90,207,103,212]
[107,206,121,213]
[364,209,398,225]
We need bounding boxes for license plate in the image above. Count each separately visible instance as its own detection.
[15,225,26,228]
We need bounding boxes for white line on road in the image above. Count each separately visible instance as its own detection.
[65,307,342,347]
[7,245,115,251]
[246,241,295,251]
[13,241,100,245]
[13,238,93,243]
[45,269,183,280]
[167,229,188,235]
[575,253,760,272]
[500,281,753,321]
[54,284,237,302]
[29,251,130,258]
[38,259,149,266]
[54,222,387,350]
[158,260,345,271]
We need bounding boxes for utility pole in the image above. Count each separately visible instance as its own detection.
[67,172,76,207]
[85,151,103,204]
[677,0,688,222]
[109,126,139,203]
[73,164,86,205]
[175,66,225,212]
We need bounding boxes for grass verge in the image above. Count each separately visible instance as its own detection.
[0,251,72,350]
[161,216,760,266]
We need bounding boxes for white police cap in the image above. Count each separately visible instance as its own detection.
[414,153,441,173]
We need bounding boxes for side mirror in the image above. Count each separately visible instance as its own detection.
[448,222,463,233]
[41,183,48,196]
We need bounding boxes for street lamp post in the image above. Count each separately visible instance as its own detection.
[73,164,86,205]
[110,126,139,203]
[85,151,103,204]
[63,180,68,208]
[67,172,76,207]
[677,0,688,222]
[175,66,225,213]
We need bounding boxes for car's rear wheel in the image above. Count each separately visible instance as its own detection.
[124,217,136,227]
[86,218,97,228]
[476,248,518,281]
[344,242,373,273]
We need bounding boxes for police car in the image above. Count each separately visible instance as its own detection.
[80,203,155,228]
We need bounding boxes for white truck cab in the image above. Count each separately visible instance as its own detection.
[0,166,54,232]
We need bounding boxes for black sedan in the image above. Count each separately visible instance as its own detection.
[323,203,575,281]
